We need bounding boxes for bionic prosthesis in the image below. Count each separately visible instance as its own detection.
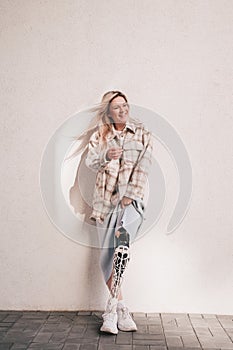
[110,226,130,299]
[101,226,137,335]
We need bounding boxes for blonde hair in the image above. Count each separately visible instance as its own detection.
[65,90,139,160]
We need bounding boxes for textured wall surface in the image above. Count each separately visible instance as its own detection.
[0,0,233,313]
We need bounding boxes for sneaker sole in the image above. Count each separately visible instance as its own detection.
[100,326,118,335]
[118,325,137,332]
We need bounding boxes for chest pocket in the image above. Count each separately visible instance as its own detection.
[123,141,144,163]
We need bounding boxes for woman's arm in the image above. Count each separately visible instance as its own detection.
[85,130,110,172]
[85,130,123,172]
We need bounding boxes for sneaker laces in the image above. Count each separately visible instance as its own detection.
[121,307,131,320]
[103,310,116,321]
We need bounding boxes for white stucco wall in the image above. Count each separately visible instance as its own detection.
[1,0,233,313]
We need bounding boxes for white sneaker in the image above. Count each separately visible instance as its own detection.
[117,306,137,331]
[100,297,118,334]
[100,311,118,334]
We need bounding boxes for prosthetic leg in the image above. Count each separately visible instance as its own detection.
[110,226,130,299]
[100,206,139,334]
[100,226,131,334]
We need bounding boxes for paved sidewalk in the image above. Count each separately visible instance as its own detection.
[0,311,233,350]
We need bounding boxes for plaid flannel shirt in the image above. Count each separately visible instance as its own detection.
[85,121,153,224]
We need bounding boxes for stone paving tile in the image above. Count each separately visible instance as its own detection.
[146,316,162,322]
[190,319,211,328]
[135,325,148,334]
[66,334,99,344]
[226,330,233,340]
[10,344,29,350]
[49,330,70,343]
[132,313,147,318]
[133,339,166,346]
[210,329,231,338]
[133,333,165,341]
[78,311,92,316]
[115,331,132,345]
[11,323,40,333]
[135,319,162,326]
[85,324,101,337]
[194,327,214,336]
[19,312,49,320]
[0,311,233,349]
[205,320,223,329]
[165,335,183,347]
[80,345,98,350]
[0,313,8,322]
[189,314,203,318]
[150,314,161,319]
[48,312,76,318]
[3,330,35,344]
[0,323,14,332]
[197,335,233,349]
[63,345,80,350]
[27,343,64,349]
[74,315,102,325]
[98,346,132,350]
[98,333,117,345]
[46,315,62,323]
[181,334,201,348]
[0,332,7,341]
[92,311,102,317]
[39,323,60,332]
[164,325,195,335]
[148,325,163,334]
[69,324,87,336]
[202,314,218,319]
[168,348,204,350]
[60,313,78,324]
[0,343,14,349]
[176,319,193,329]
[2,314,22,323]
[161,315,178,328]
[33,332,53,343]
[217,317,233,330]
[133,346,150,350]
[164,329,195,336]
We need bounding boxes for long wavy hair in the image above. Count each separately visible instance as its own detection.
[65,90,140,161]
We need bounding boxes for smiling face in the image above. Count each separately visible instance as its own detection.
[108,96,129,130]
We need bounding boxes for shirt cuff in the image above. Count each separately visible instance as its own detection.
[124,184,144,201]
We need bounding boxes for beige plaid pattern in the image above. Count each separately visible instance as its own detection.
[85,122,153,224]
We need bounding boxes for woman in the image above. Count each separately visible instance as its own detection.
[84,91,153,334]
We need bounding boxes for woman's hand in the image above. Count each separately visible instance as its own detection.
[106,147,123,160]
[120,196,133,208]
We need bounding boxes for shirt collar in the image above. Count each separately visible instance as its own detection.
[126,122,136,133]
[112,121,136,135]
[105,121,136,141]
